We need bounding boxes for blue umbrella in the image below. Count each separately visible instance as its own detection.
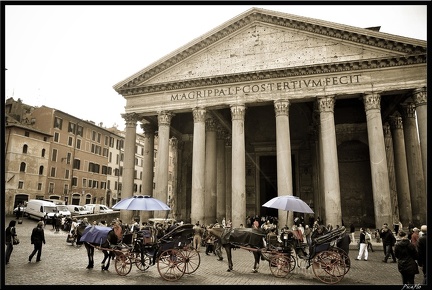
[112,195,171,211]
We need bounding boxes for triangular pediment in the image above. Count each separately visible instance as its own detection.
[113,7,426,95]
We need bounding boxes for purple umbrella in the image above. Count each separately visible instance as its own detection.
[112,195,171,211]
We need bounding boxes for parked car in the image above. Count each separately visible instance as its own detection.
[84,204,114,214]
[26,199,58,221]
[66,205,91,215]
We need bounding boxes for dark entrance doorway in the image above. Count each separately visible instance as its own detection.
[259,155,278,218]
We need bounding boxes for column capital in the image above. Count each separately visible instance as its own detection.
[230,104,246,121]
[388,114,403,130]
[121,113,139,127]
[140,123,155,135]
[206,116,217,132]
[157,111,174,126]
[274,99,290,116]
[412,87,427,106]
[400,102,416,119]
[317,95,335,113]
[192,107,206,123]
[169,137,178,149]
[363,93,381,111]
[383,122,391,137]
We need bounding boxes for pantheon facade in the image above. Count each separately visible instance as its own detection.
[113,8,427,229]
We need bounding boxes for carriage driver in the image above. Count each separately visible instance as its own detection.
[193,221,203,251]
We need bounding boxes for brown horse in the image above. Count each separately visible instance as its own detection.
[207,227,266,272]
[77,222,124,270]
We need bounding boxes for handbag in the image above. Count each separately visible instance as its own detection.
[12,236,20,245]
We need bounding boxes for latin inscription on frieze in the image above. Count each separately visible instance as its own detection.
[171,74,361,101]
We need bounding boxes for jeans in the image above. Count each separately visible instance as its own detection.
[5,242,13,263]
[29,241,43,261]
[384,244,396,262]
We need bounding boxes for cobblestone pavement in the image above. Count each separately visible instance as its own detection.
[4,216,424,286]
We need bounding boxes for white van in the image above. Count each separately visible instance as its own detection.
[55,204,71,218]
[66,205,91,215]
[26,199,58,221]
[84,204,114,214]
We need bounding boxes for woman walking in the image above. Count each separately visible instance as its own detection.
[5,220,17,265]
[29,221,46,262]
[394,231,419,284]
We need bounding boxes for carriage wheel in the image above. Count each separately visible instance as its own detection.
[269,254,294,278]
[329,247,350,275]
[133,252,150,271]
[157,249,186,281]
[312,250,345,284]
[179,247,201,274]
[114,253,132,276]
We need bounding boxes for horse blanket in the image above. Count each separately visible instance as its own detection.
[79,225,112,244]
[220,228,266,248]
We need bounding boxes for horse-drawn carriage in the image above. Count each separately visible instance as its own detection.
[79,223,200,281]
[208,225,350,284]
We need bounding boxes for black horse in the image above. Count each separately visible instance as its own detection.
[76,222,124,270]
[207,227,266,272]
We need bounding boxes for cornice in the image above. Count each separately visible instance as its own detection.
[117,53,426,96]
[115,10,426,93]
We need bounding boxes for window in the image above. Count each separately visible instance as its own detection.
[101,182,106,189]
[92,131,97,141]
[52,149,58,162]
[110,137,114,147]
[18,181,24,189]
[102,166,108,175]
[76,125,83,137]
[65,169,70,179]
[54,117,63,129]
[67,152,71,164]
[83,178,87,188]
[23,144,28,153]
[105,136,109,146]
[37,183,42,190]
[63,184,69,195]
[50,167,56,177]
[41,148,46,157]
[49,183,55,193]
[54,132,59,142]
[39,166,44,175]
[134,170,137,179]
[76,139,81,149]
[24,131,30,137]
[68,136,73,146]
[68,122,76,134]
[93,180,98,188]
[107,180,111,190]
[72,177,77,187]
[88,179,92,188]
[97,133,101,143]
[20,162,26,172]
[73,159,80,170]
[109,152,112,162]
[134,183,138,193]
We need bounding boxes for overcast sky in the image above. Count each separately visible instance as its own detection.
[4,4,427,132]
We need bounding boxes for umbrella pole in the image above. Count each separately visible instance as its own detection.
[286,211,289,228]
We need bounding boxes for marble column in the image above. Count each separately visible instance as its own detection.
[120,112,138,223]
[363,93,392,227]
[383,123,400,224]
[400,103,426,225]
[216,125,227,222]
[412,87,427,190]
[169,137,178,220]
[154,111,173,219]
[140,122,155,222]
[190,108,206,224]
[205,116,217,225]
[231,104,246,228]
[225,135,233,222]
[274,99,293,227]
[317,96,342,227]
[388,116,412,226]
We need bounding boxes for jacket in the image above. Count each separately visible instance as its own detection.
[31,226,46,244]
[5,226,16,243]
[394,239,419,275]
[380,229,396,246]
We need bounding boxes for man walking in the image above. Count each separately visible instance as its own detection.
[380,223,396,263]
[29,221,46,262]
